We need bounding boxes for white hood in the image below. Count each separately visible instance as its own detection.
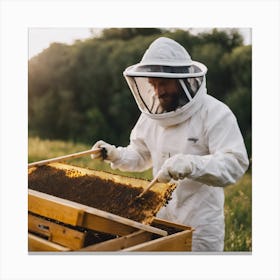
[123,37,208,127]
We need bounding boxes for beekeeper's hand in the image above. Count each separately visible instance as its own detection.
[157,154,193,183]
[91,140,120,162]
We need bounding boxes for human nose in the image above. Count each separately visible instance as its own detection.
[155,84,165,96]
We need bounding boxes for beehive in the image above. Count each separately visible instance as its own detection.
[28,163,176,224]
[28,163,194,252]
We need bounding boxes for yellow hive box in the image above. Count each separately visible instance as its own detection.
[28,163,194,252]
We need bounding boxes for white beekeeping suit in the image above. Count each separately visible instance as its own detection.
[92,37,249,251]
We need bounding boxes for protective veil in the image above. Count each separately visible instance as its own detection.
[123,37,207,127]
[110,37,249,251]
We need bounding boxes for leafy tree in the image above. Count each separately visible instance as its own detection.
[191,42,231,101]
[101,28,164,40]
[224,45,252,157]
[226,87,251,156]
[198,28,244,51]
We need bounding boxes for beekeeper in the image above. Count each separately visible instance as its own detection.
[91,37,249,252]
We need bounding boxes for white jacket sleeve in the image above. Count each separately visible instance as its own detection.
[110,115,152,172]
[187,104,249,187]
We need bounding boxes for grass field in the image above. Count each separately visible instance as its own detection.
[28,136,252,252]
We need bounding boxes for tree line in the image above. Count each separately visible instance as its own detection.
[28,28,251,157]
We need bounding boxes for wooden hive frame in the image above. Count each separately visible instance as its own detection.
[28,163,177,225]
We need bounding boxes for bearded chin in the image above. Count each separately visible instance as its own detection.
[159,93,180,112]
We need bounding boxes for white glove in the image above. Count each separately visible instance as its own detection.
[157,154,193,183]
[91,140,120,162]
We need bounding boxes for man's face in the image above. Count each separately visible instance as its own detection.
[148,78,182,112]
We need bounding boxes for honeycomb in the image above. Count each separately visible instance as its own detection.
[28,163,176,224]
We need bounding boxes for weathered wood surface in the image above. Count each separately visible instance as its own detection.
[122,230,193,252]
[29,189,167,237]
[28,233,70,252]
[28,213,85,250]
[28,216,194,252]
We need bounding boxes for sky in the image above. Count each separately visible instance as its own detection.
[28,27,252,59]
[28,28,93,59]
